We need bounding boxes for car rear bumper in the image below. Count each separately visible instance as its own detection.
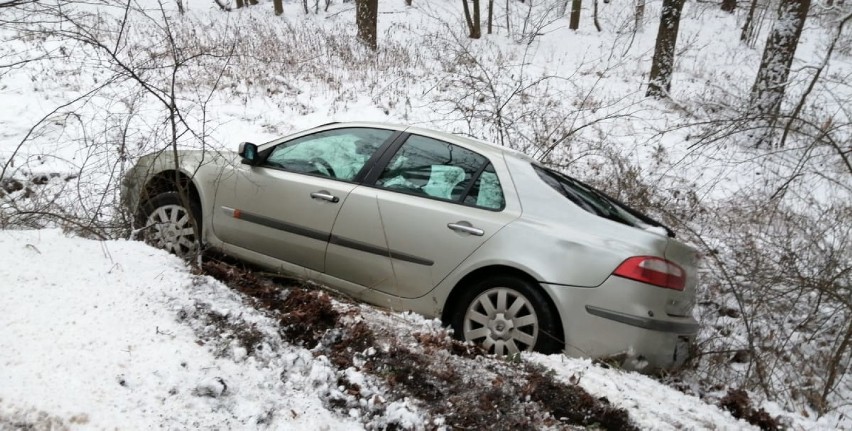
[541,277,698,372]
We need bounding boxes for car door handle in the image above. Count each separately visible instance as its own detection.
[447,222,484,236]
[310,191,339,203]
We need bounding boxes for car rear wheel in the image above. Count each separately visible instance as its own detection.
[139,192,200,257]
[452,276,562,356]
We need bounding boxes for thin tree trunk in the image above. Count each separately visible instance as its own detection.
[506,0,511,34]
[749,0,811,117]
[355,0,379,50]
[462,0,482,39]
[593,0,601,31]
[236,0,244,9]
[273,0,283,15]
[646,0,686,98]
[741,0,759,42]
[488,0,494,34]
[721,0,737,12]
[635,0,645,31]
[569,0,582,30]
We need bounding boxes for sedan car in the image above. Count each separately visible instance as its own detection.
[122,122,699,371]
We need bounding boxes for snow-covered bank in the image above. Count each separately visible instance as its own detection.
[0,229,835,430]
[0,229,358,430]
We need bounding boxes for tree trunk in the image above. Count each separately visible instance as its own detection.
[487,0,494,34]
[355,0,379,50]
[274,0,283,15]
[236,0,244,8]
[505,0,511,34]
[721,0,736,12]
[646,0,686,98]
[749,0,811,117]
[740,0,759,42]
[593,0,601,31]
[635,0,645,31]
[405,0,412,5]
[569,0,582,30]
[462,0,482,39]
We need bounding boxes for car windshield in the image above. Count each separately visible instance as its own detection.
[533,165,674,237]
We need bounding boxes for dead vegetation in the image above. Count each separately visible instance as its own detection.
[199,258,639,430]
[718,388,781,431]
[0,400,75,431]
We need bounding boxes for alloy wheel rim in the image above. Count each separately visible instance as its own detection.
[463,287,539,356]
[145,204,197,256]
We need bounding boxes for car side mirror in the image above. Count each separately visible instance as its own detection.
[238,142,259,165]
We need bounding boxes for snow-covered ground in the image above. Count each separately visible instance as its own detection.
[0,229,798,429]
[0,229,363,429]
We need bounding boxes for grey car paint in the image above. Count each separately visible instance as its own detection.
[122,121,700,371]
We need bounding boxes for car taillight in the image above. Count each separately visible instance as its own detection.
[612,256,686,291]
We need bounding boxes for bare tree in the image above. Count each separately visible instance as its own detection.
[635,0,645,30]
[487,0,494,34]
[750,0,811,118]
[592,0,601,32]
[740,0,759,42]
[569,0,581,30]
[646,0,685,97]
[355,0,378,50]
[462,0,481,39]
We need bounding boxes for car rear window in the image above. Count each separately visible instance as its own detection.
[532,165,673,236]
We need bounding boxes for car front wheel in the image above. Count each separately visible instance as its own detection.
[139,192,200,257]
[452,276,562,356]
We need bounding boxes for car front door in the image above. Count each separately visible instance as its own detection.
[358,133,520,298]
[211,127,396,272]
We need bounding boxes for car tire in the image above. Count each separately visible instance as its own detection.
[138,192,201,257]
[452,276,563,356]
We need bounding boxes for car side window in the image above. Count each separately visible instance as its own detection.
[265,128,394,181]
[463,164,505,210]
[376,134,503,209]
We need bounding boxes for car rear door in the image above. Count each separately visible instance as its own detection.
[353,133,520,298]
[211,127,396,272]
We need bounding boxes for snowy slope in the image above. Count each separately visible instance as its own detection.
[0,229,361,430]
[0,229,832,430]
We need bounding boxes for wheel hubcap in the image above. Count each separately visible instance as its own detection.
[463,287,539,356]
[144,204,197,256]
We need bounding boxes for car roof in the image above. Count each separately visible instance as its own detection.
[320,121,535,164]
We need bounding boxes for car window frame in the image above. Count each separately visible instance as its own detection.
[253,127,403,184]
[363,132,507,212]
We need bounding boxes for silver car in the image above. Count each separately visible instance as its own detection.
[122,122,699,371]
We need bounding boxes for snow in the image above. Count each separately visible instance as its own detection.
[530,354,755,430]
[0,229,359,430]
[0,229,837,429]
